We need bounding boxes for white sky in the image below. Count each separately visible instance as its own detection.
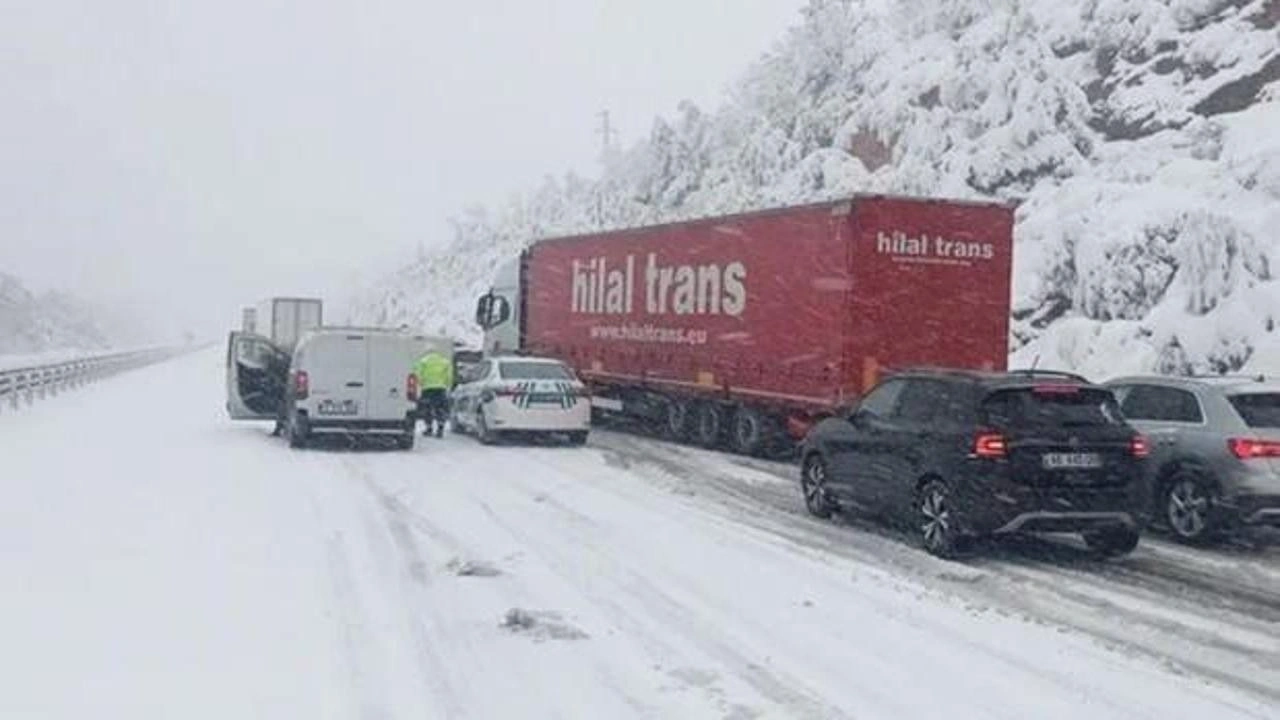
[2,0,806,340]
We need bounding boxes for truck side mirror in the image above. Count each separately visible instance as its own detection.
[475,293,511,330]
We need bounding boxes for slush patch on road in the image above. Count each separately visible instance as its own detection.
[937,570,985,584]
[500,608,589,641]
[446,557,502,577]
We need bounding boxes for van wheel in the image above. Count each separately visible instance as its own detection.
[1083,527,1140,557]
[665,400,690,441]
[731,405,767,456]
[567,431,589,446]
[693,402,724,449]
[396,432,415,451]
[288,412,310,449]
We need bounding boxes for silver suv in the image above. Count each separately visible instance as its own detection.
[1104,375,1280,542]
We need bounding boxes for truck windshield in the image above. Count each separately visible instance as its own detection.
[982,387,1123,428]
[499,361,573,381]
[1228,393,1280,428]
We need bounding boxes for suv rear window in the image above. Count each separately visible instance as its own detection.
[982,386,1123,429]
[498,361,573,381]
[1227,393,1280,428]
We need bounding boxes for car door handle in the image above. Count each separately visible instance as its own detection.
[346,381,365,388]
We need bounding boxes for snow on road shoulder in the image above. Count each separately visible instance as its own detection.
[0,351,357,719]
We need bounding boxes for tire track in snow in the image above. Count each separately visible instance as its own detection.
[339,457,473,720]
[359,447,778,719]
[591,431,1280,708]
[453,445,1244,720]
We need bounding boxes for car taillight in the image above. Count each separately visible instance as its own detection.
[1228,438,1280,460]
[406,373,419,402]
[972,431,1007,459]
[1130,435,1150,458]
[294,370,309,400]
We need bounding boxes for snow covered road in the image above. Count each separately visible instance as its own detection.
[2,350,1276,719]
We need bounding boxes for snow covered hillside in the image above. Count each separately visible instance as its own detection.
[353,0,1280,379]
[0,273,113,356]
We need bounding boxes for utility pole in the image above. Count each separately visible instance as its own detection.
[596,109,616,161]
[594,109,614,230]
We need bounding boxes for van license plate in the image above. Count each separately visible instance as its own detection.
[318,399,359,416]
[1042,452,1102,469]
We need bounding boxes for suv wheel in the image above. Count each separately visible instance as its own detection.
[1165,472,1218,543]
[1083,527,1140,557]
[800,454,836,519]
[919,480,962,558]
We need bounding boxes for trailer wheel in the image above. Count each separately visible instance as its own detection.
[693,402,725,449]
[731,405,768,456]
[664,400,691,441]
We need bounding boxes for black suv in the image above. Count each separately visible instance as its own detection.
[799,369,1151,558]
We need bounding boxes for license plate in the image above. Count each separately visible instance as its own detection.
[527,393,566,405]
[1042,452,1102,469]
[318,399,360,416]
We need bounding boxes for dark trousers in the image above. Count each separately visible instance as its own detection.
[418,388,450,432]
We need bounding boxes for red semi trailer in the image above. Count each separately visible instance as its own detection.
[475,194,1014,455]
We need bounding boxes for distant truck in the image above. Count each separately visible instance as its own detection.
[475,194,1015,455]
[254,297,324,351]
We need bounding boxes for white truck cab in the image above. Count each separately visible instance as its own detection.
[226,322,453,450]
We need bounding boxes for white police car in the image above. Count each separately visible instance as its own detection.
[450,356,591,445]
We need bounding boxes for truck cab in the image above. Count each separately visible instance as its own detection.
[476,256,523,356]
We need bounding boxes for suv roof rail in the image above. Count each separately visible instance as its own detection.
[1184,372,1270,383]
[1005,368,1091,382]
[889,365,987,378]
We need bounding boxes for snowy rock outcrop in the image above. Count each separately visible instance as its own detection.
[354,0,1280,379]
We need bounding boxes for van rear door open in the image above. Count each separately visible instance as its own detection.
[225,331,288,420]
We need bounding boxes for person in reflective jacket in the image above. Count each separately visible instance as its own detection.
[414,351,453,437]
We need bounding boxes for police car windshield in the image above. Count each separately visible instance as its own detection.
[499,361,573,381]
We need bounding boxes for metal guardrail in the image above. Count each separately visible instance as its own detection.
[0,347,191,413]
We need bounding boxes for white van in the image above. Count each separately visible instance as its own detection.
[226,327,453,450]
